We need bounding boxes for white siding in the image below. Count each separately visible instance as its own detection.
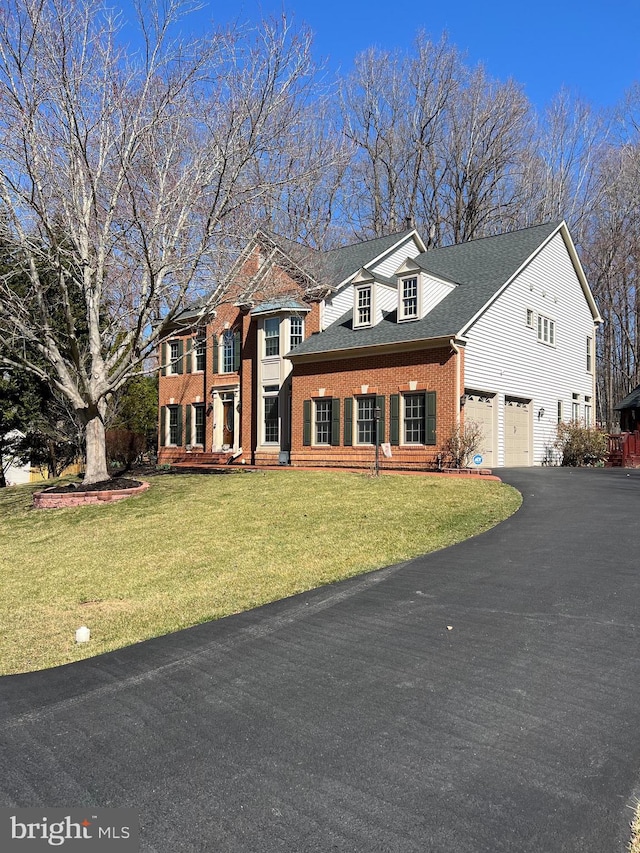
[375,283,398,323]
[323,287,353,328]
[421,273,457,318]
[372,236,422,278]
[463,232,596,466]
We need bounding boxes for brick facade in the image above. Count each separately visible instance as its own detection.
[290,345,463,469]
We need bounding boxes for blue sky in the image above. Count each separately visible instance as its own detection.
[122,0,638,111]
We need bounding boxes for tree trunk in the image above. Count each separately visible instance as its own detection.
[81,402,110,485]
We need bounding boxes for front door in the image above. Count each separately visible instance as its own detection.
[222,400,234,447]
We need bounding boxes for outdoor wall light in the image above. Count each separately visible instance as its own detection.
[460,394,469,407]
[538,407,545,419]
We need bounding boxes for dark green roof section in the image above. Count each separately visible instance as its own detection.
[615,384,640,411]
[290,222,562,357]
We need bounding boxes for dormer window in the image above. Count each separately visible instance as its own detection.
[400,277,418,320]
[355,285,372,327]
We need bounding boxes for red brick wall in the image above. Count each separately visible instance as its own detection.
[290,344,462,469]
[158,243,321,464]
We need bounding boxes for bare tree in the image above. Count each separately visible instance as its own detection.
[0,0,330,483]
[340,33,458,241]
[438,66,533,243]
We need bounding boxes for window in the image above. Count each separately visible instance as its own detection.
[584,396,592,427]
[168,405,180,445]
[557,400,563,423]
[264,317,280,357]
[194,336,205,372]
[193,403,205,445]
[290,316,304,350]
[263,390,279,443]
[356,397,375,444]
[355,286,372,327]
[537,315,555,345]
[572,393,580,422]
[586,336,593,373]
[526,308,534,328]
[222,330,236,373]
[400,277,418,320]
[404,394,425,444]
[315,400,332,445]
[168,340,180,374]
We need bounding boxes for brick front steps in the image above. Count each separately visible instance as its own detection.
[33,481,150,509]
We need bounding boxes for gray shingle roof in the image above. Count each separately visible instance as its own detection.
[290,222,562,357]
[320,230,415,289]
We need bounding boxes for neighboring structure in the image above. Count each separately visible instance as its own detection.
[615,384,640,434]
[158,221,601,469]
[607,384,640,467]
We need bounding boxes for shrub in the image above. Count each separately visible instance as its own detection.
[106,429,146,470]
[554,422,609,467]
[442,421,484,468]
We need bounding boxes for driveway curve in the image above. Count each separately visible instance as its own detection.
[1,467,640,852]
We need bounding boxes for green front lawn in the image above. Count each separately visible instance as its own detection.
[0,470,521,675]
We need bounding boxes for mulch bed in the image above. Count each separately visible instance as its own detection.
[44,477,142,494]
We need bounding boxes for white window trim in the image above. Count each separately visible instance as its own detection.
[167,404,180,446]
[289,316,304,351]
[263,317,281,359]
[526,308,534,328]
[355,396,376,445]
[262,386,280,445]
[192,403,205,446]
[572,393,580,422]
[354,284,374,328]
[586,336,593,374]
[193,336,206,373]
[398,276,421,322]
[167,340,180,375]
[314,399,332,446]
[402,392,426,445]
[537,314,556,346]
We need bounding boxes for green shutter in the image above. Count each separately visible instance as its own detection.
[375,395,385,445]
[161,343,167,377]
[426,391,436,445]
[160,406,166,446]
[331,398,340,446]
[303,399,312,446]
[344,397,353,446]
[212,335,218,374]
[185,404,192,445]
[176,339,184,375]
[186,338,192,373]
[234,331,241,372]
[176,405,183,446]
[390,394,400,445]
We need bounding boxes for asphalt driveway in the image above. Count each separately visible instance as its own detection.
[1,467,640,852]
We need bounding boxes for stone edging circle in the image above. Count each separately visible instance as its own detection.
[33,481,150,509]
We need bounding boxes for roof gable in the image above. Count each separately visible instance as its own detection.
[290,221,597,359]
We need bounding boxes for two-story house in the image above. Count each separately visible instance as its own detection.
[158,221,601,469]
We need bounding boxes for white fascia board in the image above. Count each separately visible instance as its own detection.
[557,222,603,325]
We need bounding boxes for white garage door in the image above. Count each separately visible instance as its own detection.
[464,391,495,467]
[504,397,531,466]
